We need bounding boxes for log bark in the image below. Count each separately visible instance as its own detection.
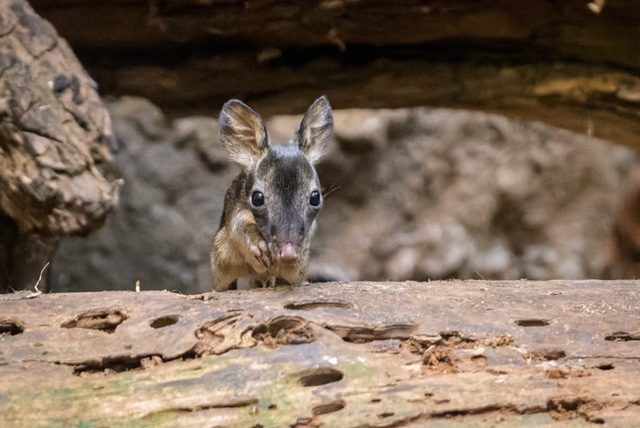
[28,0,640,69]
[29,0,640,149]
[1,281,639,426]
[0,0,121,292]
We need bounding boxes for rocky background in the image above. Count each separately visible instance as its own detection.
[2,0,639,292]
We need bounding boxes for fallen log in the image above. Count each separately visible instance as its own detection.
[1,280,639,426]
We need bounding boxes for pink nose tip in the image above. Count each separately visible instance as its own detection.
[279,242,299,262]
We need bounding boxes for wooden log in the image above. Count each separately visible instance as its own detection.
[29,0,640,70]
[0,0,120,291]
[1,281,639,426]
[29,0,640,150]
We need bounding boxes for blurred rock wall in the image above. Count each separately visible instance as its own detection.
[51,97,635,293]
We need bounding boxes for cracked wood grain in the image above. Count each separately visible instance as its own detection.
[1,280,639,427]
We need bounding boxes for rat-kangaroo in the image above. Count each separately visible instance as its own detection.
[211,96,333,291]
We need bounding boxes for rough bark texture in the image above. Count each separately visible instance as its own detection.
[29,0,640,149]
[1,281,639,427]
[0,0,120,292]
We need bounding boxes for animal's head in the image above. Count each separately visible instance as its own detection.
[219,96,333,263]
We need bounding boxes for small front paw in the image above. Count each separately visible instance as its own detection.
[246,236,270,273]
[250,276,276,289]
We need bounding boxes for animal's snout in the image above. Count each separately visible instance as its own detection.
[278,241,299,262]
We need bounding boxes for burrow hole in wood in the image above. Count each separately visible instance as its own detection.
[330,324,417,344]
[596,363,614,371]
[604,331,639,342]
[150,315,180,329]
[513,319,551,327]
[0,319,25,336]
[61,309,127,333]
[526,349,566,361]
[297,367,344,387]
[546,396,603,423]
[252,316,315,346]
[312,400,346,416]
[73,355,157,376]
[73,351,198,377]
[284,301,354,311]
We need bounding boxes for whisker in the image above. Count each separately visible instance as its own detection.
[322,184,341,199]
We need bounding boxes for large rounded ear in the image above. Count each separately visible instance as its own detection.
[219,99,269,167]
[296,96,333,164]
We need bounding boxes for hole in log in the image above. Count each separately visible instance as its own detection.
[142,399,260,422]
[414,331,477,373]
[546,396,604,423]
[597,363,614,371]
[72,352,197,377]
[513,319,551,327]
[431,404,505,418]
[371,398,381,403]
[150,315,180,329]
[604,331,640,341]
[471,354,488,367]
[284,300,354,311]
[62,309,127,333]
[327,324,416,343]
[297,367,344,387]
[265,316,306,335]
[268,404,277,410]
[73,355,158,376]
[525,349,566,361]
[252,316,315,347]
[378,412,394,419]
[0,319,24,336]
[312,400,346,416]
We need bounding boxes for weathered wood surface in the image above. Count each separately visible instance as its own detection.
[0,0,120,292]
[1,281,639,427]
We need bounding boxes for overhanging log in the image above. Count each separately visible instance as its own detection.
[28,0,640,150]
[103,57,640,149]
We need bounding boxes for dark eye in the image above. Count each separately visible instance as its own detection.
[309,190,321,207]
[251,191,265,207]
